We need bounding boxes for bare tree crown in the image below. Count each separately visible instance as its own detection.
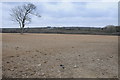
[10,3,40,34]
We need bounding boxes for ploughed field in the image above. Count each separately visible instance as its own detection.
[2,33,118,78]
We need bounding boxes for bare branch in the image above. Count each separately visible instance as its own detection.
[10,3,41,34]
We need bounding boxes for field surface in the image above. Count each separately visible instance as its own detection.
[2,33,118,78]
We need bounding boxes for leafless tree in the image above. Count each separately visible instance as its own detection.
[10,3,41,34]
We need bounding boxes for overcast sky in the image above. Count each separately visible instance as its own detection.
[1,2,118,28]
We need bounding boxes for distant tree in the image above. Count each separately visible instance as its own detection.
[105,25,115,28]
[10,3,41,34]
[104,25,116,32]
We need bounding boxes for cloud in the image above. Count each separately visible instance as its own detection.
[0,0,119,2]
[0,3,2,28]
[2,2,118,28]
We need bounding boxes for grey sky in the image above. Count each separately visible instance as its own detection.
[1,2,118,28]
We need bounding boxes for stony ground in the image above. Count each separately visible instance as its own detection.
[2,33,118,78]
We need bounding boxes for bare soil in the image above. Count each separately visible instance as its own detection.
[2,33,118,78]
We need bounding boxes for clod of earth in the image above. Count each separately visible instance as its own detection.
[10,56,14,57]
[43,61,47,63]
[44,54,47,55]
[17,55,19,57]
[19,71,23,73]
[41,73,45,76]
[10,69,14,71]
[15,47,19,50]
[74,65,78,68]
[38,64,41,66]
[56,58,60,60]
[11,61,14,62]
[8,69,11,71]
[36,50,39,52]
[102,73,105,75]
[6,62,10,63]
[80,62,83,63]
[110,56,113,58]
[57,70,61,73]
[97,59,100,61]
[14,67,17,69]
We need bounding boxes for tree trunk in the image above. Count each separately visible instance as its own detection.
[21,24,24,35]
[21,27,24,35]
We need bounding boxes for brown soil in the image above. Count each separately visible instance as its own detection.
[2,33,118,78]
